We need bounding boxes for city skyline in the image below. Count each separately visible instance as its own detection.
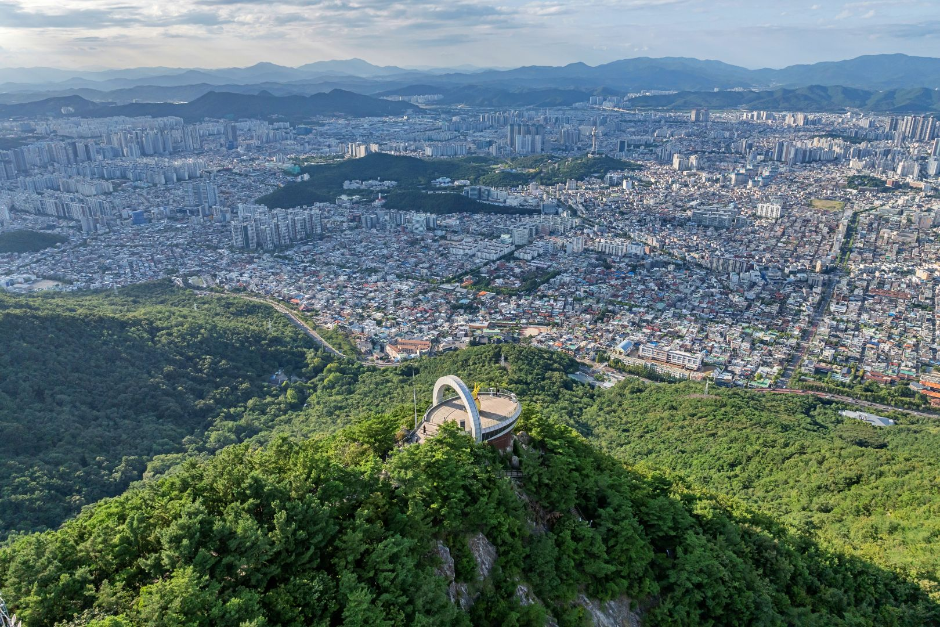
[0,0,939,70]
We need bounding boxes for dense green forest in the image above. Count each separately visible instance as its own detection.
[258,153,496,208]
[794,373,930,409]
[0,229,69,254]
[578,382,940,596]
[1,411,937,625]
[2,284,940,623]
[0,283,328,537]
[847,174,889,190]
[258,153,639,209]
[475,169,532,187]
[191,343,940,600]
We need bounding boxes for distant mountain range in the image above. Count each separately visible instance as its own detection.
[0,59,413,89]
[628,85,940,114]
[2,55,940,113]
[415,54,940,92]
[0,90,416,121]
[3,54,940,94]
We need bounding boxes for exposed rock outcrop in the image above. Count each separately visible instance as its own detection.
[468,532,497,581]
[434,540,472,609]
[577,594,642,627]
[437,534,643,626]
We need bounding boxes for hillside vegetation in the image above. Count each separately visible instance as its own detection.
[579,382,940,594]
[258,153,495,208]
[258,153,639,210]
[0,229,68,254]
[1,411,937,626]
[2,285,940,623]
[0,283,328,537]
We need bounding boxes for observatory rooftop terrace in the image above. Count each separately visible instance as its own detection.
[412,376,521,448]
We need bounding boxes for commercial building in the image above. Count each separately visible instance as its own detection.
[639,344,705,370]
[691,206,741,229]
[690,108,710,123]
[386,338,433,360]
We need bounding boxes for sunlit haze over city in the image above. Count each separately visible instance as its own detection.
[2,2,940,625]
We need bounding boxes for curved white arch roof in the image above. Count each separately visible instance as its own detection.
[432,375,483,443]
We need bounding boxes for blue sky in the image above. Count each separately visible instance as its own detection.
[0,0,938,69]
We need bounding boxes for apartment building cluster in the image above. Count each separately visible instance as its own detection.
[231,204,323,250]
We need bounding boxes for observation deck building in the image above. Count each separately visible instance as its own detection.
[411,375,521,450]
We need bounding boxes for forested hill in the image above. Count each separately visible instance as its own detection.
[1,411,937,625]
[0,283,330,537]
[2,283,940,624]
[0,90,416,122]
[257,152,639,209]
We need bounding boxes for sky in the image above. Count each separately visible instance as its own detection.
[0,0,938,70]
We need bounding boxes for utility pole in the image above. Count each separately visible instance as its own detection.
[412,368,418,430]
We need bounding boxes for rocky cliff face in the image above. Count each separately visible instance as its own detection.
[436,531,643,626]
[577,594,642,627]
[434,540,472,610]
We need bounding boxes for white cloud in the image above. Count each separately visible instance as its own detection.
[0,0,938,70]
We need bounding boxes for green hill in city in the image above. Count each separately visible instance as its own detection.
[2,284,940,624]
[258,152,639,209]
[0,229,68,254]
[258,153,495,208]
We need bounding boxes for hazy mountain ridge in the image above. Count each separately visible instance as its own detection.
[3,54,940,112]
[3,54,940,95]
[628,84,940,113]
[4,83,938,117]
[0,89,416,121]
